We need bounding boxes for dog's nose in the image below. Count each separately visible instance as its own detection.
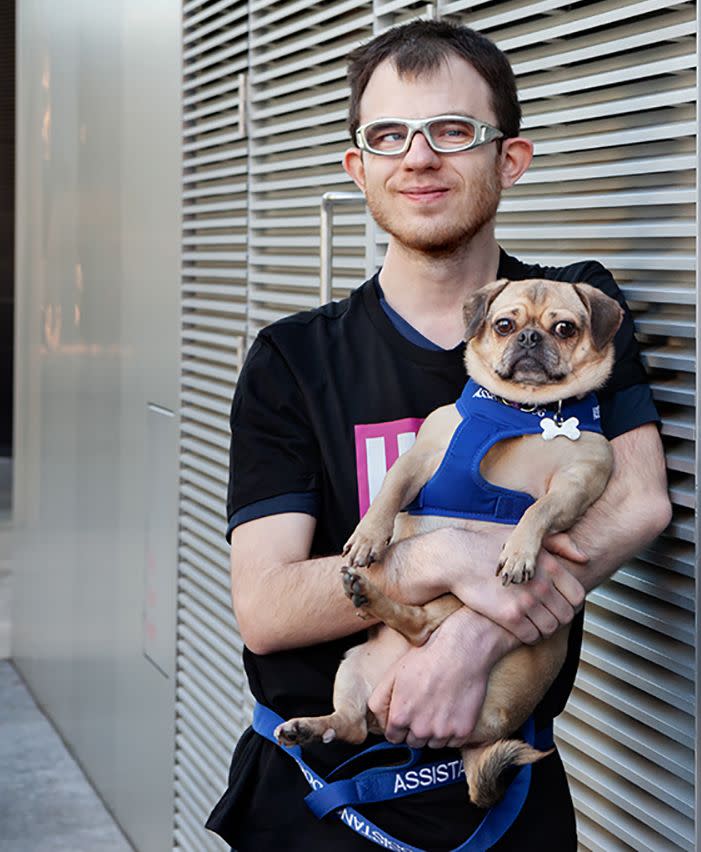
[517,328,542,349]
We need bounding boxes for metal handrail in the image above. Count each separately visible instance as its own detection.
[319,191,365,305]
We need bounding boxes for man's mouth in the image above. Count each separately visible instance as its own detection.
[400,186,450,202]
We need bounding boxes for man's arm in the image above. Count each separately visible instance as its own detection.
[368,423,672,747]
[231,510,585,655]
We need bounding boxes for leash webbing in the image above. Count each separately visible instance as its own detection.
[253,702,553,852]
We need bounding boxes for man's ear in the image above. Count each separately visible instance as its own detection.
[463,279,511,342]
[498,137,534,189]
[343,147,366,193]
[573,283,624,350]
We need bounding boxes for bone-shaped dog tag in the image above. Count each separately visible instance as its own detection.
[540,416,581,441]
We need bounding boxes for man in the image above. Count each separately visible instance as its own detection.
[207,19,671,852]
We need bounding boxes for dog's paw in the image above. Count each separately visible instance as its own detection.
[497,550,536,586]
[275,719,328,746]
[342,524,390,567]
[341,566,373,618]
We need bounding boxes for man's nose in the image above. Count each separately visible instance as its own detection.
[402,129,441,167]
[517,328,542,349]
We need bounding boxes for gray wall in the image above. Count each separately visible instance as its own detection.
[12,2,182,850]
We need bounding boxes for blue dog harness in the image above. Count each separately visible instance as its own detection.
[407,379,603,522]
[254,702,553,852]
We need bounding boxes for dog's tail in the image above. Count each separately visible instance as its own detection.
[462,740,553,809]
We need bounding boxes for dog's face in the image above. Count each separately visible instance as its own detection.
[463,278,624,404]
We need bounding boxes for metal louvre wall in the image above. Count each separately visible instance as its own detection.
[177,1,249,849]
[432,0,695,849]
[177,1,697,850]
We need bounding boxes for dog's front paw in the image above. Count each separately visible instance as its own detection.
[497,548,536,586]
[342,523,391,567]
[341,566,374,619]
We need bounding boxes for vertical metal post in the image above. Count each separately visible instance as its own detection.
[319,192,364,305]
[695,5,700,849]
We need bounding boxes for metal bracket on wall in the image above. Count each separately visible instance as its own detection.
[319,191,366,305]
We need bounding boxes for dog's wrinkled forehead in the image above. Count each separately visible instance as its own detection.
[489,280,588,326]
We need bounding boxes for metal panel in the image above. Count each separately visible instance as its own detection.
[13,2,183,851]
[433,0,696,847]
[177,2,249,849]
[176,1,697,849]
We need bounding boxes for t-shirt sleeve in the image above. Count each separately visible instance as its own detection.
[226,335,321,541]
[572,261,659,437]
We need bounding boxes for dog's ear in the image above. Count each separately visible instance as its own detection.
[573,283,624,351]
[463,279,511,342]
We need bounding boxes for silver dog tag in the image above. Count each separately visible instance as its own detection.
[540,416,581,441]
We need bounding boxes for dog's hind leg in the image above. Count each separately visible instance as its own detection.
[275,645,378,747]
[342,566,462,646]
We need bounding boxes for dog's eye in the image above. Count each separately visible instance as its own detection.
[494,318,515,336]
[553,321,577,339]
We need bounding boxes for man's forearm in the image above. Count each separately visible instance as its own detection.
[231,515,493,654]
[557,424,672,593]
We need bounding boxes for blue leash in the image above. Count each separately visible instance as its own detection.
[253,703,553,852]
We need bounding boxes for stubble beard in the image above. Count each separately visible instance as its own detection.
[366,165,502,258]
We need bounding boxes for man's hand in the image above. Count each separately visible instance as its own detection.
[420,527,587,645]
[368,607,512,749]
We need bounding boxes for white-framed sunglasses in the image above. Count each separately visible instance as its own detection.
[355,114,504,156]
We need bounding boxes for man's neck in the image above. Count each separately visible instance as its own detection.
[378,228,501,350]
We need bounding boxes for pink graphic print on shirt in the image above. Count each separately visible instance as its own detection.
[354,417,424,518]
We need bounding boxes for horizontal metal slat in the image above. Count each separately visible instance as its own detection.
[556,715,693,815]
[176,675,239,744]
[563,690,693,783]
[496,0,689,52]
[582,633,694,720]
[588,585,693,644]
[181,498,230,544]
[534,121,695,157]
[180,451,229,486]
[184,0,239,29]
[180,526,230,568]
[568,777,685,852]
[180,402,229,435]
[180,476,226,513]
[559,739,694,848]
[525,87,696,131]
[180,373,236,402]
[180,390,231,418]
[511,17,696,77]
[178,639,240,703]
[184,4,247,46]
[584,597,694,679]
[520,154,695,184]
[180,545,230,597]
[178,619,242,683]
[613,561,693,610]
[181,420,230,451]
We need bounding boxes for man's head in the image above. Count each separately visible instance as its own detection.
[347,20,521,145]
[342,20,532,258]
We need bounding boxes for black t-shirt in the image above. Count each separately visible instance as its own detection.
[207,251,657,851]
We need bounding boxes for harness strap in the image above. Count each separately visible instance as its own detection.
[253,702,554,852]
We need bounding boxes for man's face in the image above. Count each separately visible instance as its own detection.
[346,55,504,256]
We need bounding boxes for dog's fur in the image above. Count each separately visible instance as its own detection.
[275,278,623,808]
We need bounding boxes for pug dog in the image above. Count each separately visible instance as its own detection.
[275,278,623,808]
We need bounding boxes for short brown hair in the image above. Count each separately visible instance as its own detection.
[347,20,521,142]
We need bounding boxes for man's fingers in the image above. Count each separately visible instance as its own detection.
[545,560,586,612]
[524,604,559,641]
[543,532,588,564]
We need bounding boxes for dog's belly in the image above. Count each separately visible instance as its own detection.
[383,434,584,742]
